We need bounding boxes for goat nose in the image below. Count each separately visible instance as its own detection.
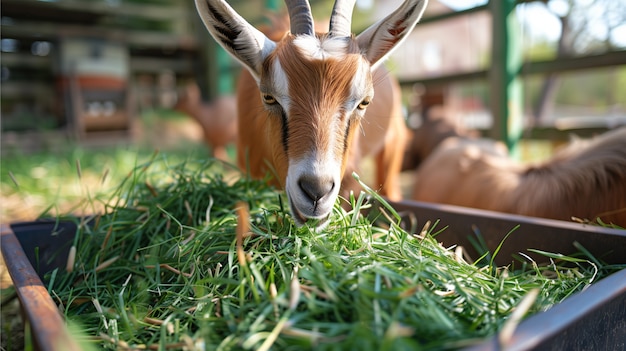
[298,175,335,202]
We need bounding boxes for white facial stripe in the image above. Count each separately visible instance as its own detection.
[272,59,291,111]
[349,59,373,110]
[293,35,349,60]
[291,153,341,185]
[285,116,342,222]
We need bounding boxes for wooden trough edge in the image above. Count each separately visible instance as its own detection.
[1,224,82,351]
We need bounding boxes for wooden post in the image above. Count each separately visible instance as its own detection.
[488,0,523,158]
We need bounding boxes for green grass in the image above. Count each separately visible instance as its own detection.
[0,143,213,222]
[37,155,621,351]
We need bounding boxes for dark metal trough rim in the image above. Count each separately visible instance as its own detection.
[464,268,626,351]
[2,200,625,350]
[387,199,626,266]
[389,199,626,235]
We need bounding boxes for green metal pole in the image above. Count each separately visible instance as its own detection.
[265,0,280,11]
[216,47,234,95]
[488,0,523,158]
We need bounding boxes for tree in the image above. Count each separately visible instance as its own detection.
[531,0,626,125]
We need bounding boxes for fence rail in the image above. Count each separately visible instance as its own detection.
[397,0,625,153]
[398,50,626,88]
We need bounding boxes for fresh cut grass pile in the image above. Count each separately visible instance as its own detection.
[47,154,619,350]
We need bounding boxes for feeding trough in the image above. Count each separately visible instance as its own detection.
[2,199,625,351]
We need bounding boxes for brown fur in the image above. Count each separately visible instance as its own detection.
[236,70,281,184]
[347,66,408,200]
[411,124,626,227]
[402,106,480,171]
[276,36,361,166]
[175,82,237,161]
[195,0,427,226]
[236,20,408,201]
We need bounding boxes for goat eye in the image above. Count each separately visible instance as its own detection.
[262,94,277,105]
[357,99,371,110]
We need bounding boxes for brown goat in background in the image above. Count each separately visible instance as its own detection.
[401,106,502,171]
[405,109,626,227]
[175,82,237,161]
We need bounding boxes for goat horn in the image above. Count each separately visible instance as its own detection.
[285,0,314,35]
[329,0,356,37]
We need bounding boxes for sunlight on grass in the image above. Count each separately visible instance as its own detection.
[0,144,213,222]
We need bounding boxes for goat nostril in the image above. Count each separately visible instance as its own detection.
[298,176,335,202]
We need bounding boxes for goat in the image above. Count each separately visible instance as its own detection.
[401,106,496,171]
[247,12,409,203]
[175,82,238,161]
[195,0,427,227]
[410,118,626,227]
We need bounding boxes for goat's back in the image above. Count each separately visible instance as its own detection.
[412,128,626,227]
[411,137,515,210]
[512,127,626,226]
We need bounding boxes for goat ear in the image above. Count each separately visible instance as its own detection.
[195,0,276,80]
[356,0,428,69]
